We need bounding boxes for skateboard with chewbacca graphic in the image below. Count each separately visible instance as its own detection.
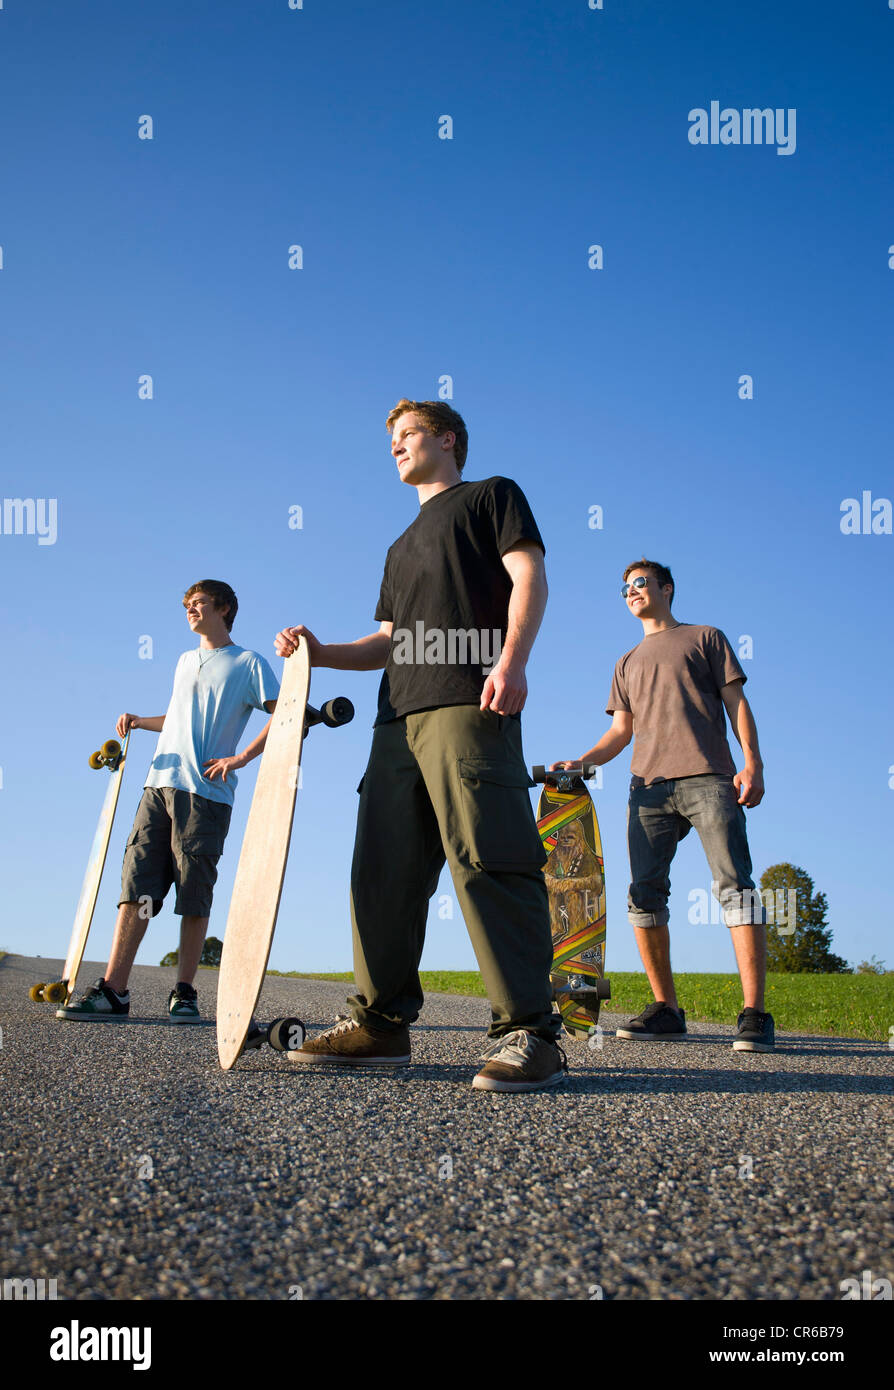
[532,765,611,1040]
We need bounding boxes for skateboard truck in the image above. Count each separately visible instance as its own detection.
[304,697,353,735]
[240,1015,307,1056]
[532,764,598,793]
[88,738,125,772]
[552,974,612,1003]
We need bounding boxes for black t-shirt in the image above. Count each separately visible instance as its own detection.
[373,476,545,723]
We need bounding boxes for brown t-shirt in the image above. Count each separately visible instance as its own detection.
[606,624,745,785]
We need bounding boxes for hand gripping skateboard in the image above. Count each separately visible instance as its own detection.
[216,637,353,1069]
[532,764,611,1039]
[30,733,131,1007]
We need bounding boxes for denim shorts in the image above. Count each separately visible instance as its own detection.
[120,787,232,919]
[626,773,764,929]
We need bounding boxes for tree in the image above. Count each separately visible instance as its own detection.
[201,936,223,967]
[159,936,224,969]
[759,863,850,973]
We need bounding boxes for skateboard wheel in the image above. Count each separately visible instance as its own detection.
[44,981,68,1003]
[532,764,546,783]
[29,983,46,1002]
[321,697,354,728]
[268,1016,306,1052]
[89,751,104,769]
[101,739,121,760]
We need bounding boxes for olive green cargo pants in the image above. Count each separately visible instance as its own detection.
[347,705,557,1040]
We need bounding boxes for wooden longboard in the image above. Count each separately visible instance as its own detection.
[533,765,610,1039]
[30,732,131,1008]
[216,641,312,1070]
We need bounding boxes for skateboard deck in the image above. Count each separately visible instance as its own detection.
[30,732,131,1007]
[533,764,611,1039]
[216,638,353,1069]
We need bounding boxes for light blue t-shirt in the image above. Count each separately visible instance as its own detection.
[144,645,280,806]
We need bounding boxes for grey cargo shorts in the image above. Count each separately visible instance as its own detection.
[120,787,232,919]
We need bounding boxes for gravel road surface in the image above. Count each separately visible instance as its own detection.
[2,953,891,1302]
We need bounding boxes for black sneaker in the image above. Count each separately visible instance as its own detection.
[168,981,201,1025]
[56,977,130,1022]
[733,1008,775,1052]
[615,1001,687,1040]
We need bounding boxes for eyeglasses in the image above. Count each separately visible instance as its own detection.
[621,576,649,598]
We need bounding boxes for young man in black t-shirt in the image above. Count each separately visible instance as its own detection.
[274,400,564,1092]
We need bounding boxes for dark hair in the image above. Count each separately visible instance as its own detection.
[623,558,674,607]
[385,398,469,472]
[182,580,238,631]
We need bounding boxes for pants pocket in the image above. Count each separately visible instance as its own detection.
[457,758,545,871]
[179,832,226,862]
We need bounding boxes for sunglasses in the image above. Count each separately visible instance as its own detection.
[621,575,650,598]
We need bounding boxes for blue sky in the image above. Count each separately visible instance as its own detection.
[1,0,891,984]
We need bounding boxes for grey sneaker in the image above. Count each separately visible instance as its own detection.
[287,1016,411,1065]
[472,1030,567,1093]
[56,978,130,1022]
[733,1008,775,1052]
[168,982,201,1024]
[615,1001,687,1040]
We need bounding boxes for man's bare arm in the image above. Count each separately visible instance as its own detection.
[116,713,165,737]
[274,621,392,670]
[721,680,765,808]
[204,705,277,784]
[480,541,548,715]
[550,710,634,770]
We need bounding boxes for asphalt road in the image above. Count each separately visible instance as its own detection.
[2,953,891,1302]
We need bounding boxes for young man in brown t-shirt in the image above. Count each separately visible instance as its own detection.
[552,559,774,1052]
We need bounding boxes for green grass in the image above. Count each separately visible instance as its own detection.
[273,969,894,1041]
[610,972,893,1040]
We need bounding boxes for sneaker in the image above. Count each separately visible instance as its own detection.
[56,977,130,1022]
[168,982,201,1024]
[733,1008,775,1052]
[615,1001,687,1040]
[472,1030,567,1093]
[286,1016,411,1066]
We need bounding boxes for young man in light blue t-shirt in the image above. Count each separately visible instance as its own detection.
[60,581,279,1024]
